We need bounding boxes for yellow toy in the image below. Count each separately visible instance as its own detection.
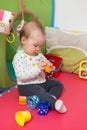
[79,60,87,79]
[6,32,15,43]
[19,96,26,105]
[15,110,32,126]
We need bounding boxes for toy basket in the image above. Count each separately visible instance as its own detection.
[44,54,63,78]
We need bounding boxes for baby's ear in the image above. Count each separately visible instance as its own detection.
[21,36,26,44]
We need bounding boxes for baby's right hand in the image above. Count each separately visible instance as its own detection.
[38,60,47,70]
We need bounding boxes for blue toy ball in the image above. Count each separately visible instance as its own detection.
[37,101,50,115]
[26,95,40,109]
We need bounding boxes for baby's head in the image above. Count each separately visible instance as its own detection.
[19,18,46,55]
[19,18,45,40]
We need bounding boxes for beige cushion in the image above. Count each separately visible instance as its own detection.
[45,27,87,74]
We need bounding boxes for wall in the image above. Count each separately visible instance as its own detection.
[54,0,87,31]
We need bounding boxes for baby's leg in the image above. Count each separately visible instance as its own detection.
[18,84,67,113]
[44,79,64,99]
[40,79,67,113]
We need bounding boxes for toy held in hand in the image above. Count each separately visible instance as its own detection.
[44,65,52,73]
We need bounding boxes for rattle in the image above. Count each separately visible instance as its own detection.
[79,60,87,79]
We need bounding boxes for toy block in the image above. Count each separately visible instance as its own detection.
[19,96,26,105]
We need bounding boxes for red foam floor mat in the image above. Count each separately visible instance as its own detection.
[0,72,87,130]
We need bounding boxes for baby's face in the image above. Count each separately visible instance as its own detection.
[22,29,46,55]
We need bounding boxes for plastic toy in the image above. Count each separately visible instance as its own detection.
[37,101,50,115]
[6,32,15,43]
[45,65,52,73]
[19,96,26,105]
[0,10,15,44]
[0,10,15,34]
[26,95,40,109]
[79,60,87,79]
[15,110,32,126]
[44,54,63,78]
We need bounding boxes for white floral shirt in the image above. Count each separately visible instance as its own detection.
[12,48,46,85]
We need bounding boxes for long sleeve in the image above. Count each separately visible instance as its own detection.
[12,52,41,80]
[12,49,46,85]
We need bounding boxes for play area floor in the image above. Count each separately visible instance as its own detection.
[0,72,87,130]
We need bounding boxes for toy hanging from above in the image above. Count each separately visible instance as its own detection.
[16,0,25,32]
[16,0,36,33]
[0,10,15,34]
[0,9,15,43]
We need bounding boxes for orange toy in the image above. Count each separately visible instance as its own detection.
[19,96,26,105]
[45,65,51,73]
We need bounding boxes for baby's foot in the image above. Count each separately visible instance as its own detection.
[55,99,67,113]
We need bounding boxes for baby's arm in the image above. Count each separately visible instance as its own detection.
[12,55,41,82]
[38,53,53,69]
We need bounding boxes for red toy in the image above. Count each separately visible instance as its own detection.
[44,54,63,78]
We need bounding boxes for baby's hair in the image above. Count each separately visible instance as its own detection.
[19,18,45,41]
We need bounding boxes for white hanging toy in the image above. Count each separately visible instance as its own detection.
[0,10,15,43]
[0,10,14,34]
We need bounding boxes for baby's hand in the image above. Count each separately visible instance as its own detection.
[38,60,47,70]
[45,60,53,67]
[38,60,53,71]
